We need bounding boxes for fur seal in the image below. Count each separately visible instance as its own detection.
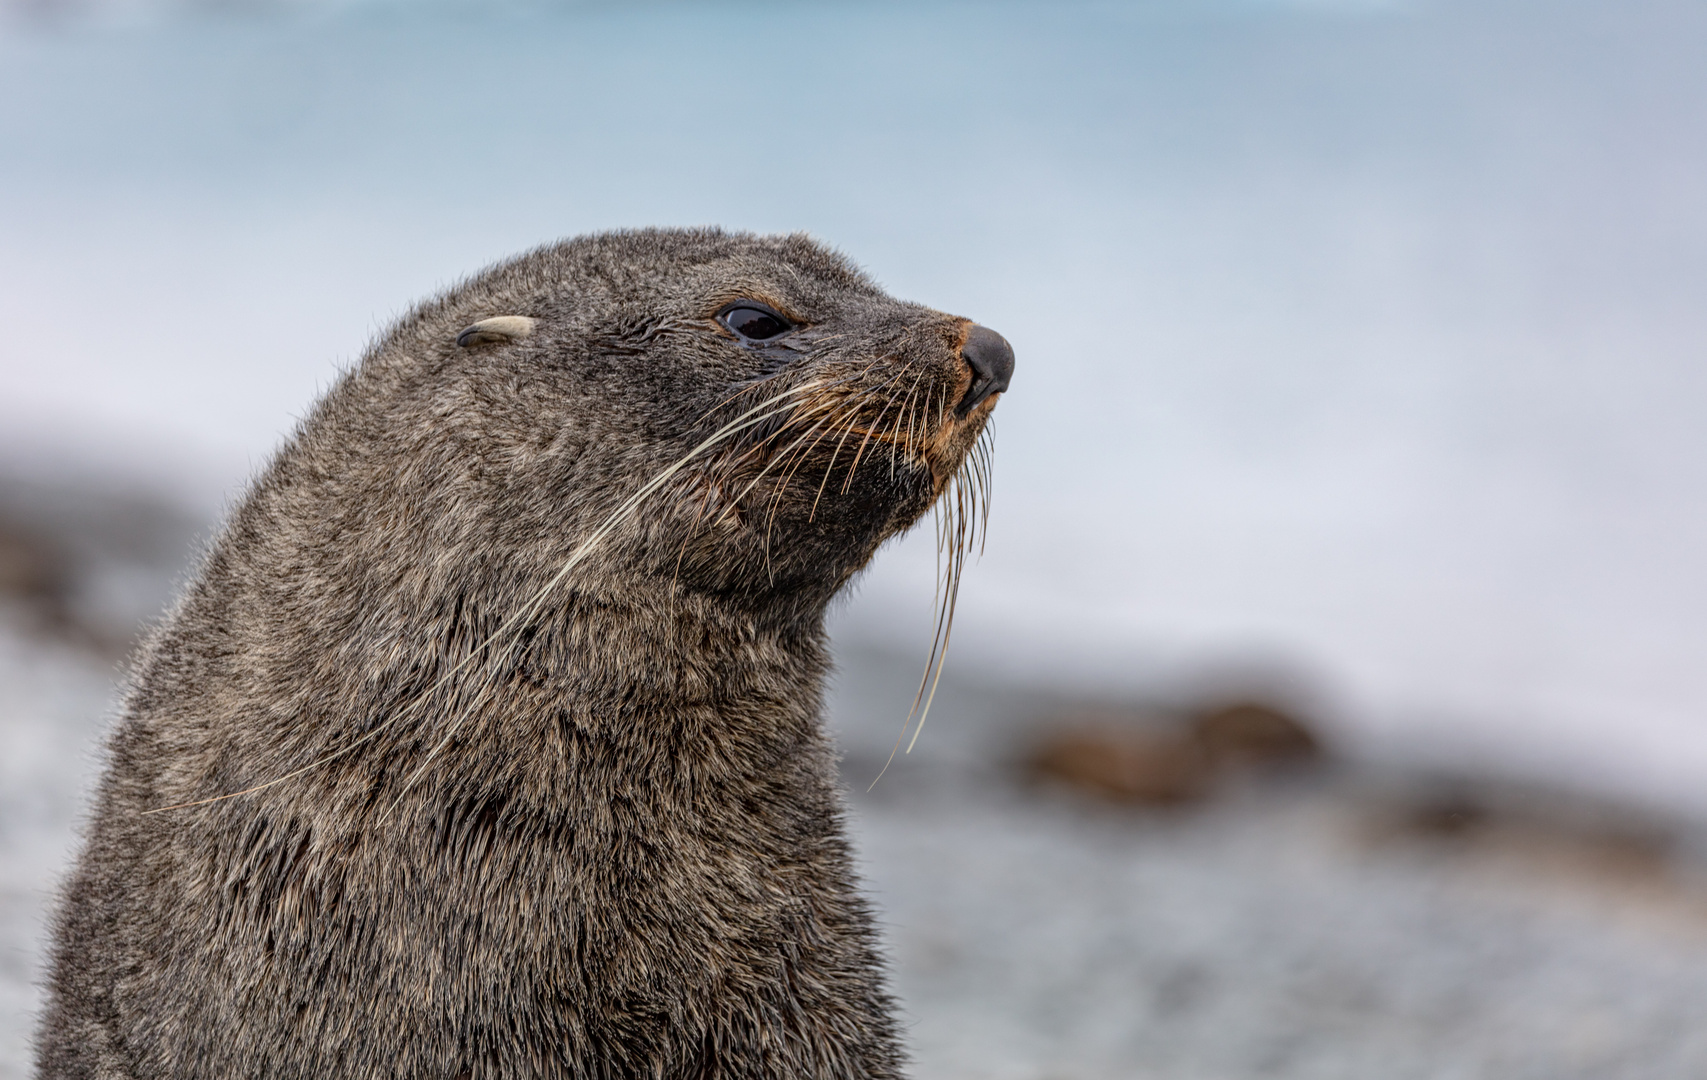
[36,228,1012,1079]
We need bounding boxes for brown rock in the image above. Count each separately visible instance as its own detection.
[0,518,72,627]
[1192,701,1321,765]
[1025,724,1212,805]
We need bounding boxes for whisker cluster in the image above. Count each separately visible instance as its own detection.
[727,358,997,791]
[868,423,993,789]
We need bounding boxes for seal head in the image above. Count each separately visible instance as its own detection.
[37,228,1010,1080]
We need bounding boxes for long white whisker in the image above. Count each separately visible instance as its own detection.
[391,390,825,803]
[145,383,818,815]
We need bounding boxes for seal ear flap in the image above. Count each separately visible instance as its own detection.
[456,316,538,348]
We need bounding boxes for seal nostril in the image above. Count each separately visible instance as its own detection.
[955,324,1015,416]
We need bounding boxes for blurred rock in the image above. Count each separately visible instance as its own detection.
[0,471,204,655]
[1023,715,1213,805]
[1361,774,1698,912]
[1021,697,1325,807]
[0,518,74,635]
[1400,791,1489,838]
[1191,700,1322,766]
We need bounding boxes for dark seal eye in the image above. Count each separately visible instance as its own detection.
[720,303,795,342]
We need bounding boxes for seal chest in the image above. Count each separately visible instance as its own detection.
[36,228,1012,1080]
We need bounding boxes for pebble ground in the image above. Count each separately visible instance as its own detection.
[5,536,1707,1079]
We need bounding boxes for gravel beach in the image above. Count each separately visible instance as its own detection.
[6,482,1707,1079]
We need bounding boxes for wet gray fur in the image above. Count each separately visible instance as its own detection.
[36,229,1002,1079]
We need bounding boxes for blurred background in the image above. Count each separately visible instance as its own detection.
[4,0,1707,1076]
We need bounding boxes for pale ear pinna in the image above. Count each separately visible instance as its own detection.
[456,314,538,346]
[38,228,1012,1080]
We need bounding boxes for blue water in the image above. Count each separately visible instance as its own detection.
[2,0,1706,808]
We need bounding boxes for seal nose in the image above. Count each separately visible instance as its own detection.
[956,324,1015,416]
